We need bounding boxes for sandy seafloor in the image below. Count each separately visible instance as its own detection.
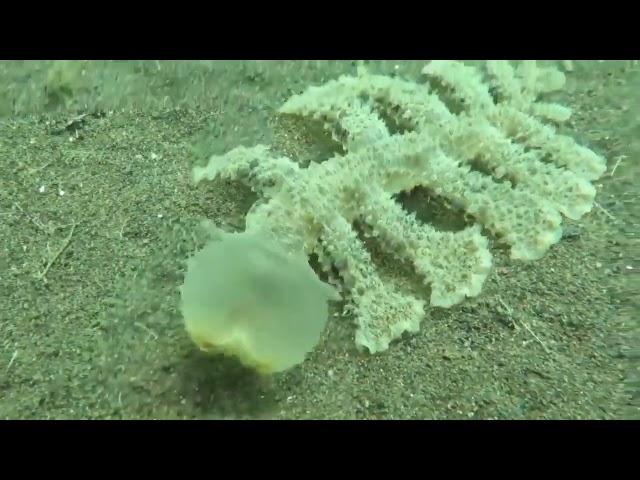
[0,60,637,419]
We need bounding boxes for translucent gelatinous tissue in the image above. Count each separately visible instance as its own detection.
[180,230,339,373]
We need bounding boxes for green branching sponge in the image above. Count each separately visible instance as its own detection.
[180,228,339,374]
[190,61,606,355]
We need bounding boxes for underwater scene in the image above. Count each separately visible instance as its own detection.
[0,60,637,419]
